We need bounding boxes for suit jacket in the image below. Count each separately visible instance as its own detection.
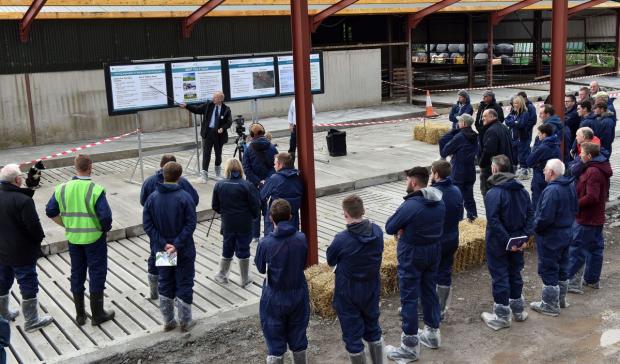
[187,101,233,141]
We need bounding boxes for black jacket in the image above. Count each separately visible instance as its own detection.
[474,98,505,138]
[186,101,233,141]
[479,120,514,170]
[0,182,45,266]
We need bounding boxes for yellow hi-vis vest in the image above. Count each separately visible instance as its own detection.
[54,179,105,244]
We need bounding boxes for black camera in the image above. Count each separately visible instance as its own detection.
[234,115,246,136]
[25,161,45,188]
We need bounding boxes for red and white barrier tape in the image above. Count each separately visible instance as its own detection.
[19,129,141,166]
[382,70,620,93]
[315,117,421,128]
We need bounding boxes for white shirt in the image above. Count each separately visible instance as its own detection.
[288,99,316,126]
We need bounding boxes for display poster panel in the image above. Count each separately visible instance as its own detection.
[108,63,168,113]
[228,57,276,100]
[277,54,322,95]
[171,60,223,104]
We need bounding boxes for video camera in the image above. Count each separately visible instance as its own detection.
[234,115,246,136]
[25,161,45,189]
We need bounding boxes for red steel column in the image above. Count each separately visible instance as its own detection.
[615,9,620,72]
[487,13,494,86]
[291,0,318,266]
[406,17,413,104]
[551,0,568,161]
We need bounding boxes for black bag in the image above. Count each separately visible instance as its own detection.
[326,129,347,157]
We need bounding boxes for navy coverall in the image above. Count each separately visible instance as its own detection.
[140,169,198,275]
[260,167,303,235]
[327,219,384,354]
[255,221,309,357]
[533,176,577,285]
[526,134,560,208]
[432,178,463,287]
[484,173,534,305]
[385,187,445,335]
[143,183,197,304]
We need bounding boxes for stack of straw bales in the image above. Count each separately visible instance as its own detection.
[413,121,451,144]
[305,219,493,318]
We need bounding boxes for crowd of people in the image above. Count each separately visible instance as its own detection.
[0,82,616,363]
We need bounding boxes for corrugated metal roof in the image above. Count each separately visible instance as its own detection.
[0,1,618,19]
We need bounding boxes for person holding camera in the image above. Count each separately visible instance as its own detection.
[243,123,278,242]
[288,98,316,160]
[0,164,53,332]
[212,158,261,287]
[180,91,232,181]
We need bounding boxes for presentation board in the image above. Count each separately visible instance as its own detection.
[227,57,277,101]
[171,60,223,104]
[105,63,169,115]
[277,53,323,95]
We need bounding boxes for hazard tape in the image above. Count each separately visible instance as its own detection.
[314,117,421,128]
[382,70,620,93]
[19,129,141,166]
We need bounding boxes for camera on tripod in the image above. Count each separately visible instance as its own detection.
[233,115,247,161]
[234,115,246,136]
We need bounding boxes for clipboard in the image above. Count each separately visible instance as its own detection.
[506,236,529,251]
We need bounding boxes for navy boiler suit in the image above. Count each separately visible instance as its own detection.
[260,167,303,235]
[143,183,197,304]
[533,176,577,285]
[45,177,112,295]
[484,173,534,305]
[439,126,478,220]
[255,221,310,356]
[526,134,560,208]
[431,178,464,287]
[140,169,198,275]
[326,219,384,354]
[385,187,445,334]
[212,173,261,259]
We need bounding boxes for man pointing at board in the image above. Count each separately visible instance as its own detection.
[181,91,232,181]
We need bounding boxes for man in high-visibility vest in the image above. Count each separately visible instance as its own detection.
[46,154,114,326]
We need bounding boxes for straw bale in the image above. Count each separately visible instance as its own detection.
[304,264,336,319]
[381,237,398,296]
[413,122,451,145]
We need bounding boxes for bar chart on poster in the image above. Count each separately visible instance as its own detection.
[228,57,277,100]
[277,53,323,95]
[171,60,223,104]
[106,63,169,115]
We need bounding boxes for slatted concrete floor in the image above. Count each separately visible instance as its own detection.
[8,135,619,362]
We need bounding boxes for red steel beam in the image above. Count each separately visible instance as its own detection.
[551,0,568,159]
[181,0,225,38]
[568,0,608,17]
[311,0,360,32]
[490,0,541,26]
[19,0,47,43]
[408,0,460,30]
[291,0,319,267]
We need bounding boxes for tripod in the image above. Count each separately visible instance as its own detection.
[233,133,247,162]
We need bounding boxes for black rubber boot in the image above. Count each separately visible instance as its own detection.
[89,292,115,326]
[73,293,87,326]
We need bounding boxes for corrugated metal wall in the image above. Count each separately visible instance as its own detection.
[0,17,292,74]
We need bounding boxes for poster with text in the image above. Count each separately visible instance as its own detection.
[171,60,223,104]
[108,63,168,113]
[228,57,276,100]
[277,54,322,95]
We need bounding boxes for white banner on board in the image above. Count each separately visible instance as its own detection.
[171,60,223,104]
[228,57,276,100]
[277,54,322,95]
[109,63,168,112]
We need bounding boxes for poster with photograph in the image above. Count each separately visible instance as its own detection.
[171,60,223,104]
[277,53,323,95]
[228,57,276,100]
[107,63,168,114]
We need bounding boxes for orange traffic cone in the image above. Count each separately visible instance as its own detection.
[425,90,438,118]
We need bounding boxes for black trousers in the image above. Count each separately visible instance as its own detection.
[202,131,223,172]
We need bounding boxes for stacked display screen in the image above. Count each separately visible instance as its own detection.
[105,53,324,116]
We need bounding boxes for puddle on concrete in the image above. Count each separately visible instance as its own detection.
[600,329,620,347]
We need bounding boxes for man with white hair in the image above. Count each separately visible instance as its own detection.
[589,81,600,95]
[0,164,53,332]
[180,91,233,181]
[530,159,577,316]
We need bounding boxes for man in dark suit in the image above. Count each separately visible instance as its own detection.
[181,91,232,181]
